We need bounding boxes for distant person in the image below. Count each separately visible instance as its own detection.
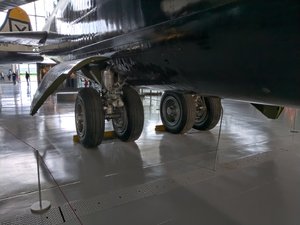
[8,69,12,81]
[0,72,4,80]
[25,71,30,85]
[84,79,89,87]
[12,72,17,85]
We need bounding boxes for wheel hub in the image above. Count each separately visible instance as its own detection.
[195,97,207,123]
[76,101,86,136]
[163,96,181,125]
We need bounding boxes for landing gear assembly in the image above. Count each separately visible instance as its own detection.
[75,69,144,148]
[160,92,221,134]
[193,96,222,131]
[74,68,221,148]
[160,91,196,134]
[30,57,222,148]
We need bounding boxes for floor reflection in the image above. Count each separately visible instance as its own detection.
[0,80,38,115]
[1,82,300,221]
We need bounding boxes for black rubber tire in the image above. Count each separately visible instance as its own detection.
[193,96,221,131]
[75,88,104,148]
[112,86,144,141]
[160,91,196,134]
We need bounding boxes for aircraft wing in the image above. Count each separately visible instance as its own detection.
[0,31,47,63]
[0,31,47,46]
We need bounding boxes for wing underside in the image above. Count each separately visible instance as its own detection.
[0,31,47,64]
[0,31,47,46]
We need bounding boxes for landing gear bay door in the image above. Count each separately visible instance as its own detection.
[30,56,108,115]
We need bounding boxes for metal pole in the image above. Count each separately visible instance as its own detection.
[34,2,38,31]
[36,151,42,208]
[31,150,51,213]
[150,90,152,107]
[291,109,299,133]
[214,107,224,171]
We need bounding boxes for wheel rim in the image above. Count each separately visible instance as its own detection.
[162,95,181,127]
[75,99,86,137]
[194,96,208,125]
[113,107,128,135]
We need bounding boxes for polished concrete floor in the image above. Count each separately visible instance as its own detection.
[0,79,300,225]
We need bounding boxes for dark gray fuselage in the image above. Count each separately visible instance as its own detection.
[42,0,300,106]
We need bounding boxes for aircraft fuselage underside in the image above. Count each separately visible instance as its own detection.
[30,0,299,147]
[41,0,300,107]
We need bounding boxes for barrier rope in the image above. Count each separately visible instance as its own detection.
[3,127,84,225]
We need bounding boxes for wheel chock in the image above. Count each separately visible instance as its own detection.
[73,134,80,143]
[103,131,116,139]
[73,131,116,143]
[155,125,166,132]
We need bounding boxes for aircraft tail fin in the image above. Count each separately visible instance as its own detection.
[0,7,32,32]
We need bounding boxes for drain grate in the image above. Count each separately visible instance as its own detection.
[1,207,64,225]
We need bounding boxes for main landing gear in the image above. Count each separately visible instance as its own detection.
[74,69,221,148]
[75,69,144,148]
[160,91,222,134]
[160,91,196,134]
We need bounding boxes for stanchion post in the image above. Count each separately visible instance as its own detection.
[31,150,51,213]
[291,109,299,133]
